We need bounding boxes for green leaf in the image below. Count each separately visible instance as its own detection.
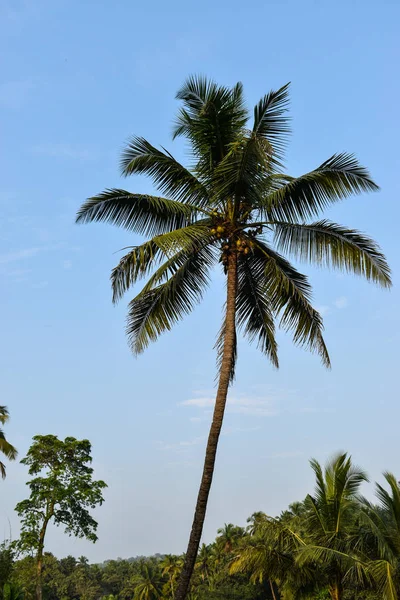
[262,153,379,222]
[273,220,391,288]
[236,254,279,367]
[76,190,195,236]
[252,239,330,367]
[126,245,215,354]
[253,83,291,158]
[120,137,209,207]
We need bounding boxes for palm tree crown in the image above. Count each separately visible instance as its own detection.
[77,76,390,369]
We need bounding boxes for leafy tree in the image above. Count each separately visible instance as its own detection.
[15,435,107,600]
[0,543,15,598]
[76,76,391,600]
[0,407,17,479]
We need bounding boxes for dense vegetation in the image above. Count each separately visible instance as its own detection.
[76,76,391,599]
[6,452,400,600]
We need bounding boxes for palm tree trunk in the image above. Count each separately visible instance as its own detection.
[175,251,238,600]
[329,581,342,600]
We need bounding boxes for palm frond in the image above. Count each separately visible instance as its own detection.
[173,76,248,174]
[262,153,379,222]
[111,241,163,304]
[0,406,10,425]
[368,560,398,600]
[236,254,279,367]
[126,245,215,354]
[76,190,196,236]
[253,239,330,367]
[273,220,391,287]
[120,137,209,206]
[253,83,291,158]
[213,133,272,206]
[0,431,17,461]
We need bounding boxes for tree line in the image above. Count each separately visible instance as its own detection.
[4,448,400,600]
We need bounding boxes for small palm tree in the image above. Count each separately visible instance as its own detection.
[0,407,17,479]
[161,555,183,599]
[296,453,370,600]
[76,77,391,600]
[216,523,245,553]
[130,563,164,600]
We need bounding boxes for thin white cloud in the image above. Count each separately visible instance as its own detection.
[334,296,348,309]
[31,143,97,160]
[181,395,278,417]
[63,259,72,270]
[0,247,40,265]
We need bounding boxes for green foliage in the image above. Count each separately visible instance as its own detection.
[15,435,107,553]
[10,450,400,600]
[0,406,17,479]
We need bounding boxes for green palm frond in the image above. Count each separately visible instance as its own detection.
[173,76,248,174]
[111,223,212,303]
[126,245,215,354]
[0,406,10,425]
[253,83,291,159]
[120,137,209,206]
[262,153,379,222]
[111,241,163,304]
[213,133,272,206]
[253,240,330,367]
[236,254,279,367]
[0,431,17,461]
[76,190,196,236]
[368,560,398,600]
[273,220,391,287]
[0,461,6,479]
[376,472,400,532]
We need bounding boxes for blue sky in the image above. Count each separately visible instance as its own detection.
[1,0,399,561]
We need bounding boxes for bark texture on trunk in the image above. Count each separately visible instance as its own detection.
[329,581,342,600]
[175,251,238,600]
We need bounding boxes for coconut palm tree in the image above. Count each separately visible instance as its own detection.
[76,77,391,600]
[0,407,17,479]
[296,453,371,600]
[130,562,164,600]
[217,524,245,553]
[161,555,183,599]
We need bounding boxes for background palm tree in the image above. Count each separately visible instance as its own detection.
[130,562,164,600]
[0,407,17,479]
[76,76,391,600]
[216,524,245,554]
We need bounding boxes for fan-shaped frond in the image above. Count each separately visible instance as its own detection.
[262,154,379,222]
[76,190,196,236]
[236,254,279,367]
[273,220,391,288]
[252,239,330,367]
[253,83,291,159]
[173,76,248,175]
[126,245,215,354]
[120,137,209,207]
[0,431,17,461]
